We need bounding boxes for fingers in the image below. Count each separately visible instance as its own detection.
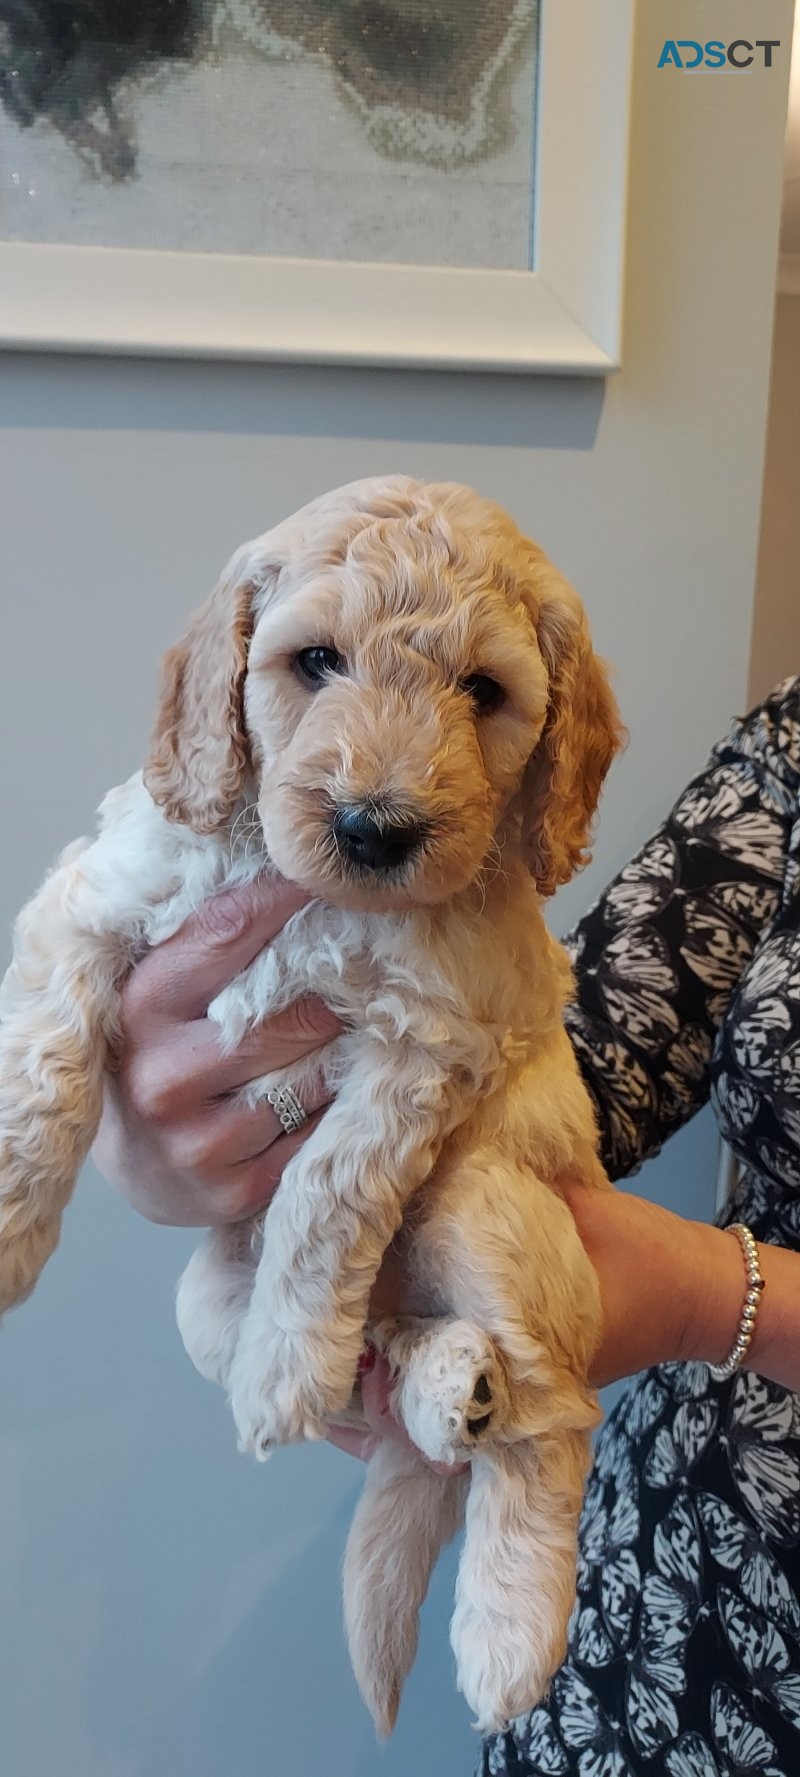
[159,1089,331,1185]
[105,1112,325,1229]
[200,1116,327,1225]
[125,1000,340,1124]
[324,1363,414,1468]
[360,1355,466,1478]
[555,1175,594,1208]
[216,997,342,1090]
[327,1359,467,1475]
[326,1423,378,1463]
[124,876,311,1025]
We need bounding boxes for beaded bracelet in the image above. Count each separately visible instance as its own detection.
[708,1222,765,1383]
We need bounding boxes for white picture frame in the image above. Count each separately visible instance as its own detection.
[0,0,633,374]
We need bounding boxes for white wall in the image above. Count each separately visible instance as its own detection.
[750,290,800,702]
[0,8,793,1775]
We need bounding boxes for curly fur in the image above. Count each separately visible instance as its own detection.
[0,475,623,1732]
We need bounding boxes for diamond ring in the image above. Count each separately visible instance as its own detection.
[266,1083,308,1136]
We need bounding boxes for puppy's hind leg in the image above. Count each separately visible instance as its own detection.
[176,1223,259,1388]
[372,1314,511,1468]
[452,1431,591,1732]
[409,1156,602,1727]
[343,1438,466,1735]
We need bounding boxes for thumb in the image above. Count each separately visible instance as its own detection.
[135,876,311,1023]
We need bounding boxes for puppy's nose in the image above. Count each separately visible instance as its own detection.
[332,807,424,872]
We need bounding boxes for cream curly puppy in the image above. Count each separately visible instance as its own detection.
[0,476,622,1733]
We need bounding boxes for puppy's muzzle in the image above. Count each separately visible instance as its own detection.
[332,806,426,874]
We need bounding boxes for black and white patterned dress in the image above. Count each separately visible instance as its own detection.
[481,678,800,1777]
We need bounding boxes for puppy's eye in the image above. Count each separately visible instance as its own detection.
[295,646,345,686]
[460,674,505,713]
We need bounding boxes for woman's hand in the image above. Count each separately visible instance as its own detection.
[95,903,800,1469]
[342,1180,800,1466]
[92,878,341,1227]
[328,1186,734,1465]
[326,1232,452,1468]
[92,882,431,1465]
[332,1179,796,1468]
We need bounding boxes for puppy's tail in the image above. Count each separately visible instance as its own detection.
[0,844,126,1316]
[343,1438,466,1736]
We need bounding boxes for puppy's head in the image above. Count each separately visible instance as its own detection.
[145,477,623,908]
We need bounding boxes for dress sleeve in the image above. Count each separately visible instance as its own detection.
[564,677,800,1181]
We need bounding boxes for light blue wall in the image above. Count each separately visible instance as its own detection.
[0,9,792,1774]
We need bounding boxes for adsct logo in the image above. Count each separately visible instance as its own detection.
[658,38,781,69]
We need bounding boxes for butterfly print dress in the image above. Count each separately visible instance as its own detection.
[481,678,800,1777]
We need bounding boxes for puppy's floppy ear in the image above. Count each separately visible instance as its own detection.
[144,561,256,833]
[521,577,624,898]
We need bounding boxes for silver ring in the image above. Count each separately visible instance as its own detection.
[266,1083,308,1136]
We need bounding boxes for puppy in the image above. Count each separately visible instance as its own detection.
[0,476,622,1732]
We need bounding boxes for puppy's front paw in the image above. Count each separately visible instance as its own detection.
[229,1322,354,1458]
[231,1367,322,1458]
[0,1197,60,1318]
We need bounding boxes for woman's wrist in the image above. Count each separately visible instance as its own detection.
[665,1221,800,1394]
[560,1183,767,1389]
[676,1220,755,1369]
[741,1241,800,1393]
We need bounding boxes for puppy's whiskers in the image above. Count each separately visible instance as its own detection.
[229,800,262,865]
[474,837,508,913]
[483,835,507,887]
[314,828,337,865]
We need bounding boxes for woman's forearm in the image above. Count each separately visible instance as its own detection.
[559,1182,800,1394]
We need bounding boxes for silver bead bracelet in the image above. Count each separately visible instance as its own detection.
[708,1222,766,1383]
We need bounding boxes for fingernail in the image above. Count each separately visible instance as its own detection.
[200,889,251,941]
[318,1002,345,1040]
[357,1346,376,1378]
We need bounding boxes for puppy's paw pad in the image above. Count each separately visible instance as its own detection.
[399,1324,508,1466]
[459,1369,496,1440]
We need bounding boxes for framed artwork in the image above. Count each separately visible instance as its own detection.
[0,0,633,372]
